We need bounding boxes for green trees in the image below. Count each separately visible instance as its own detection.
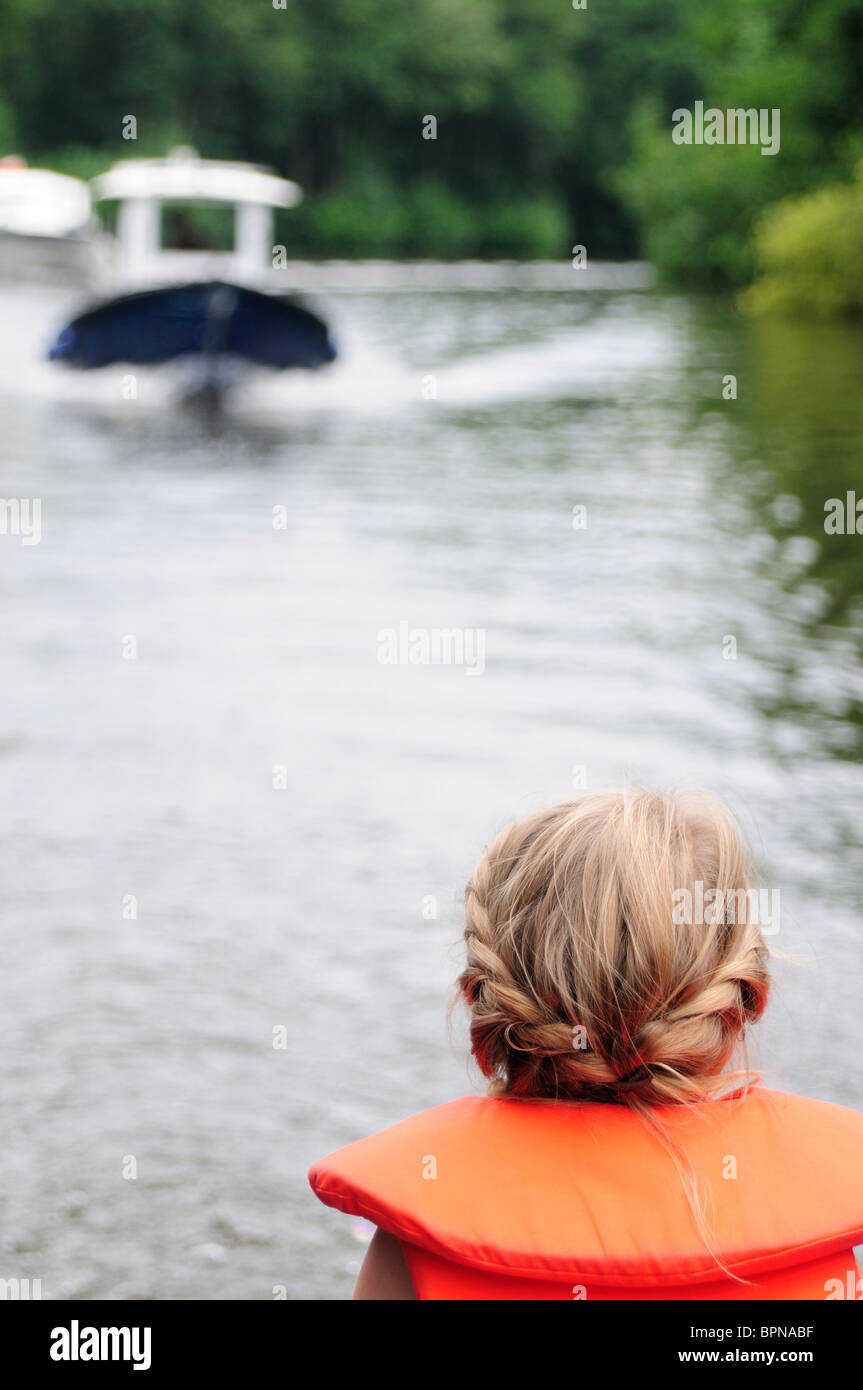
[742,163,863,318]
[1,0,862,281]
[0,0,578,256]
[614,0,863,288]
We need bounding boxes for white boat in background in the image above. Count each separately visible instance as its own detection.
[48,147,336,393]
[0,156,95,282]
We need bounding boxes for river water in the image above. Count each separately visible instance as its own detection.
[0,268,861,1299]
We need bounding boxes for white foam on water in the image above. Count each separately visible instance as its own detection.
[0,274,670,423]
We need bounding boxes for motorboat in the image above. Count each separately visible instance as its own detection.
[0,156,94,282]
[47,147,336,393]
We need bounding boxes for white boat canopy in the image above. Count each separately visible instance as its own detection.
[90,148,303,287]
[92,147,302,209]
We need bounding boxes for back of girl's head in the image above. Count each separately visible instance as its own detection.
[458,788,769,1107]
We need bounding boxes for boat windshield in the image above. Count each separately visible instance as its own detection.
[160,204,235,252]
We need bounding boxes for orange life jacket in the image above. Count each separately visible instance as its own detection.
[309,1087,863,1300]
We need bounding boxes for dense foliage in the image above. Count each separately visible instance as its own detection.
[1,0,862,288]
[742,162,863,317]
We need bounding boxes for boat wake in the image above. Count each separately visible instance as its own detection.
[0,283,674,435]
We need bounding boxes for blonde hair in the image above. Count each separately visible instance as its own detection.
[458,788,769,1107]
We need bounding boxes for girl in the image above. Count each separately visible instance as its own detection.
[309,789,863,1299]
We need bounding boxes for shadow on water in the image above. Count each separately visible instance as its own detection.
[740,317,863,761]
[668,300,863,763]
[43,392,336,469]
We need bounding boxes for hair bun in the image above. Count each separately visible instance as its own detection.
[457,790,770,1106]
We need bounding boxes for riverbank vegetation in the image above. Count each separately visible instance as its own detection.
[741,163,863,319]
[1,0,861,308]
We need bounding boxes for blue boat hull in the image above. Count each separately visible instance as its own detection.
[48,280,337,371]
